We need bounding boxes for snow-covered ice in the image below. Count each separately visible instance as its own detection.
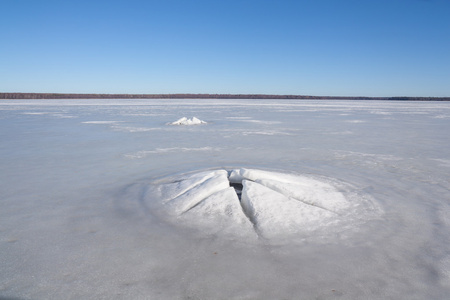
[1,99,450,299]
[82,120,122,124]
[146,168,380,244]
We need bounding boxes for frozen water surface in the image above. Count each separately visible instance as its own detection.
[1,99,450,299]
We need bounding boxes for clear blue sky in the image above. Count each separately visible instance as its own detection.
[1,0,449,97]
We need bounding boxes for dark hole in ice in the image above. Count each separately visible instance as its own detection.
[229,182,243,200]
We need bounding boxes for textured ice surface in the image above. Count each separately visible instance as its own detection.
[146,168,379,244]
[241,180,336,240]
[1,99,450,299]
[178,187,258,241]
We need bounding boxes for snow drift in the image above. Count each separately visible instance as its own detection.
[168,117,207,125]
[145,168,381,244]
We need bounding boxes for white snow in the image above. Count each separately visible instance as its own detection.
[153,169,227,202]
[179,187,258,241]
[145,167,379,244]
[241,180,337,241]
[168,116,207,125]
[231,168,353,213]
[1,99,450,299]
[162,173,230,215]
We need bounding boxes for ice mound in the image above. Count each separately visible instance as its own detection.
[144,168,380,244]
[168,117,207,125]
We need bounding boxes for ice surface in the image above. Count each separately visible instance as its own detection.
[241,180,337,241]
[162,173,230,215]
[179,187,258,241]
[255,177,350,213]
[145,168,376,243]
[1,99,450,299]
[124,147,218,159]
[82,120,122,124]
[231,168,351,213]
[153,170,227,202]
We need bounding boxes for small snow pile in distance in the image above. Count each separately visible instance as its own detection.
[168,117,207,125]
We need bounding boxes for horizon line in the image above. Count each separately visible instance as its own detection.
[1,92,449,101]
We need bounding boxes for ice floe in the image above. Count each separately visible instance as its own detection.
[168,117,207,125]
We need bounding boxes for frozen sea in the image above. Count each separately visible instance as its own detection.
[0,99,449,299]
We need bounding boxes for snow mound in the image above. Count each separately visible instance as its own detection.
[168,117,207,125]
[144,168,380,244]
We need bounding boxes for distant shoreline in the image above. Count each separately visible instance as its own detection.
[1,93,449,101]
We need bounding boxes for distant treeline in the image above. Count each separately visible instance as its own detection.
[1,93,449,101]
